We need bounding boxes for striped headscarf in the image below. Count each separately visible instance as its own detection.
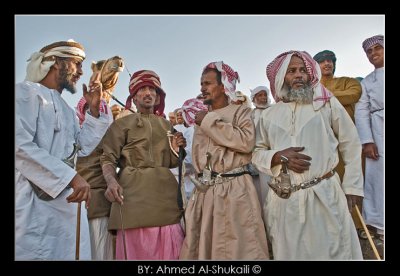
[181,98,208,127]
[127,70,166,117]
[362,35,384,53]
[76,97,109,127]
[266,50,332,110]
[202,61,240,101]
[25,39,85,83]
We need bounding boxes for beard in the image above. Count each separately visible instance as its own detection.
[58,64,77,94]
[203,98,212,105]
[286,86,313,104]
[254,102,269,109]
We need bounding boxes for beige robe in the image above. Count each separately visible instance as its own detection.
[252,97,363,260]
[179,104,269,260]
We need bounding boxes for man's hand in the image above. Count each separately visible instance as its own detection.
[67,174,91,209]
[194,110,208,126]
[273,147,312,173]
[171,131,186,153]
[111,104,122,120]
[346,194,362,213]
[104,177,124,205]
[82,75,102,118]
[363,143,379,160]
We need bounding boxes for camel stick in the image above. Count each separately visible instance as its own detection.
[75,202,81,260]
[355,205,381,260]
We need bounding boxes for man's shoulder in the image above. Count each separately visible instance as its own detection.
[16,81,49,100]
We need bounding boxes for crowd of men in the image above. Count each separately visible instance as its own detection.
[15,34,384,260]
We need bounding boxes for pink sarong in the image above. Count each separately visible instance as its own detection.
[115,223,184,260]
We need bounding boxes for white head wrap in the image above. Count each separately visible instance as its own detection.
[25,39,86,83]
[250,86,270,102]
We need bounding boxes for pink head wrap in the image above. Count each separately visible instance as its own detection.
[202,61,240,101]
[362,35,384,53]
[76,97,109,127]
[181,98,208,126]
[266,50,332,110]
[127,70,166,117]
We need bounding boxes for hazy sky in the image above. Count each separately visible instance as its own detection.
[15,15,384,114]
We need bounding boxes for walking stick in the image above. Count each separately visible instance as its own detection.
[104,91,135,114]
[75,202,81,260]
[119,202,128,260]
[355,205,381,260]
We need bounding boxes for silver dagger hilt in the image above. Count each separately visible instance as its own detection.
[63,143,81,168]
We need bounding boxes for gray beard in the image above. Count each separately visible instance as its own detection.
[286,86,313,104]
[255,103,268,109]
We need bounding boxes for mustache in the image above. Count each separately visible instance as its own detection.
[291,79,306,86]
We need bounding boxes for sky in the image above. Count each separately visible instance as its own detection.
[15,15,384,115]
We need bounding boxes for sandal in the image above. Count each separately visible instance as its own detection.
[357,228,369,240]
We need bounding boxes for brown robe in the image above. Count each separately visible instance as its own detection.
[100,113,182,230]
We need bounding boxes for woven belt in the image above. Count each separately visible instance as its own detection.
[291,170,335,192]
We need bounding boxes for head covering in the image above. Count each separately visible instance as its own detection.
[313,50,337,74]
[127,70,166,117]
[202,61,240,101]
[76,97,109,127]
[362,35,384,53]
[181,98,208,127]
[250,86,270,102]
[25,39,85,83]
[266,50,332,110]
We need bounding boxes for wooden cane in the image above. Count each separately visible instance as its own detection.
[355,205,381,260]
[75,202,81,260]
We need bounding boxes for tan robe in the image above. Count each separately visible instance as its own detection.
[179,104,269,260]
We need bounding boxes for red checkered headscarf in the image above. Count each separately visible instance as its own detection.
[127,70,166,117]
[203,61,240,101]
[181,98,208,127]
[76,97,109,127]
[266,50,332,110]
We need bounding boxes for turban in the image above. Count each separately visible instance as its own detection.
[76,97,109,127]
[127,70,165,117]
[266,50,332,111]
[362,35,384,53]
[181,98,208,127]
[25,39,85,83]
[250,86,270,102]
[313,50,337,74]
[202,61,240,101]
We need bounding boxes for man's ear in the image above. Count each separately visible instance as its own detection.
[155,94,160,105]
